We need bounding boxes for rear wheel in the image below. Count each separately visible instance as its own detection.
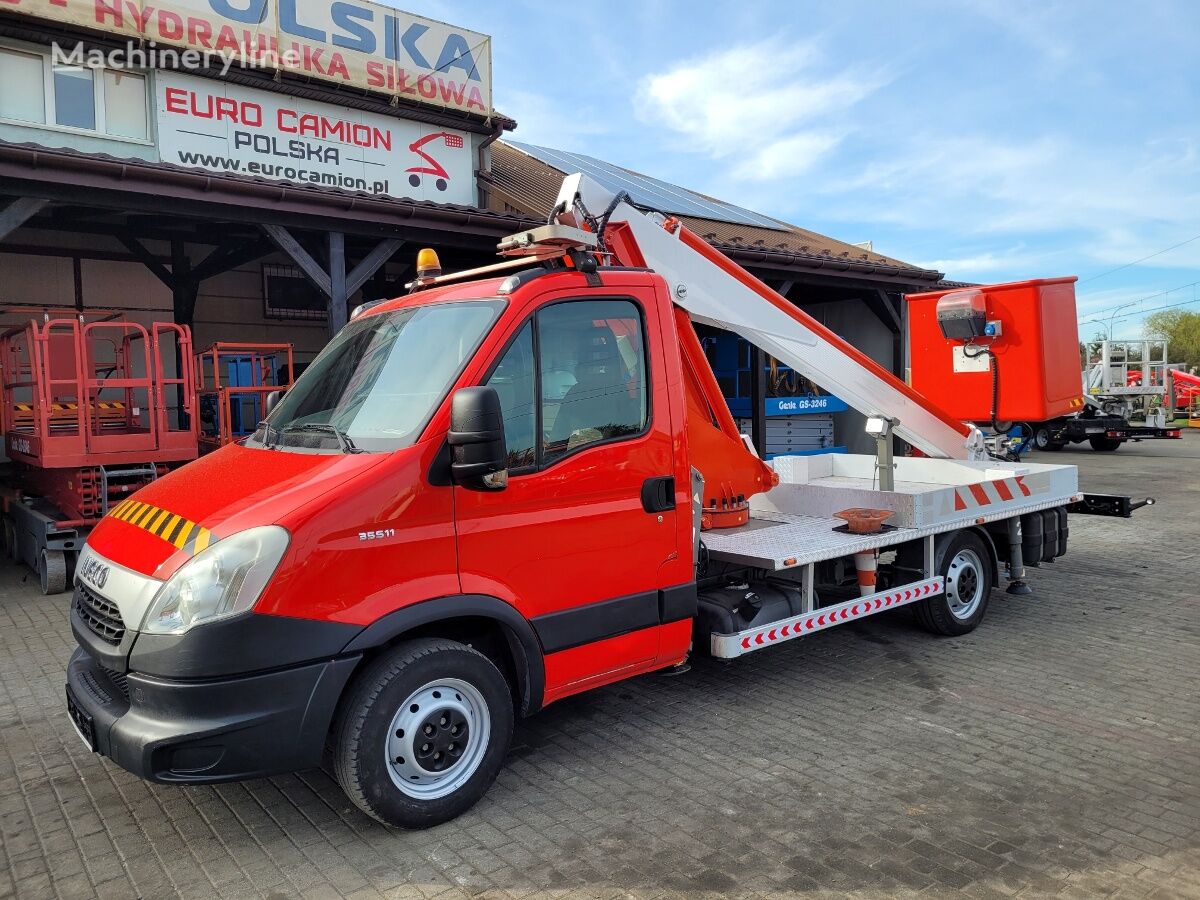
[1089,436,1122,451]
[39,549,67,595]
[333,638,513,829]
[1030,423,1052,450]
[915,532,993,636]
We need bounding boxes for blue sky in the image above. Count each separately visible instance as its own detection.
[421,0,1198,340]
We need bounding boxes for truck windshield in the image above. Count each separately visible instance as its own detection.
[249,299,504,453]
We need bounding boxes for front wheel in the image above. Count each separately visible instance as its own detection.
[914,532,993,636]
[333,638,514,829]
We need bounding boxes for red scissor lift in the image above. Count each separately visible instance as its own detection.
[0,309,198,592]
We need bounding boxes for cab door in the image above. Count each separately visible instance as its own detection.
[453,289,684,704]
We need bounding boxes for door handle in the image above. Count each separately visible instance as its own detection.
[641,476,675,513]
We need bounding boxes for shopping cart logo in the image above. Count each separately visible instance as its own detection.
[406,131,465,192]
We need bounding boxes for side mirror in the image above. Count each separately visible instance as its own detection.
[448,386,508,490]
[265,389,286,416]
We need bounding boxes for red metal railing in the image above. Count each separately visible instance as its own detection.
[1,313,199,470]
[194,342,295,452]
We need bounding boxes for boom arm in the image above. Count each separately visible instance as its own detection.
[552,174,983,460]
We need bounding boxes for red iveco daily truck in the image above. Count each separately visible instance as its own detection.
[66,173,1116,828]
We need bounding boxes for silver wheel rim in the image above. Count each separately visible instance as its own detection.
[385,678,490,800]
[945,548,985,620]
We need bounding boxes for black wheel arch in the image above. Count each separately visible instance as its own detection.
[935,526,1000,586]
[340,595,545,716]
[898,526,1001,586]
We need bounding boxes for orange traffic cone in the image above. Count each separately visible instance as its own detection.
[853,550,878,597]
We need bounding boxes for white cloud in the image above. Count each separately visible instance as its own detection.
[634,39,887,181]
[918,249,1042,276]
[972,0,1076,68]
[730,132,843,181]
[824,133,1200,274]
[496,88,611,147]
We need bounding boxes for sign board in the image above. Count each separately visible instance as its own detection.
[765,395,849,416]
[0,0,491,115]
[156,71,474,204]
[726,395,850,418]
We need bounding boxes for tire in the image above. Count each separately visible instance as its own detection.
[39,549,67,595]
[914,531,993,636]
[1030,423,1053,450]
[1043,440,1065,451]
[1089,436,1122,451]
[333,638,514,829]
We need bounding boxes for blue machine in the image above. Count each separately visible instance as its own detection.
[702,333,848,458]
[224,354,274,437]
[198,353,278,446]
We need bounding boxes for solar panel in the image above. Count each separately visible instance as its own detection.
[505,140,791,232]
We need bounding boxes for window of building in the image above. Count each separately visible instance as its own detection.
[485,299,649,471]
[53,65,95,129]
[102,70,148,139]
[0,48,45,124]
[263,264,328,321]
[0,46,148,141]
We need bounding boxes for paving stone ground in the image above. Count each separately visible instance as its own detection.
[0,436,1197,899]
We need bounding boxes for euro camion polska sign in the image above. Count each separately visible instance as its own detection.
[155,70,475,204]
[0,0,492,115]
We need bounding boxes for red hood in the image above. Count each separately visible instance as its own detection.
[87,443,388,578]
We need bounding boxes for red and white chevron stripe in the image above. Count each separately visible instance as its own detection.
[953,476,1032,512]
[711,577,945,658]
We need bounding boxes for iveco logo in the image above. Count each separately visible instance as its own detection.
[79,556,110,590]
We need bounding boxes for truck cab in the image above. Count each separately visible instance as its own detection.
[67,262,698,828]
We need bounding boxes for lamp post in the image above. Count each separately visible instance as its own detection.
[1107,301,1139,340]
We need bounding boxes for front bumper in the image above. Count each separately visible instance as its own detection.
[66,647,359,783]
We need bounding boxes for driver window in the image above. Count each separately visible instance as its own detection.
[485,322,536,469]
[540,300,647,464]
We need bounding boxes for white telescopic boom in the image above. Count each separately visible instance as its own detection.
[551,173,983,460]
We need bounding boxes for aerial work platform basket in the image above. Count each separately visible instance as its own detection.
[0,309,199,591]
[1,309,197,472]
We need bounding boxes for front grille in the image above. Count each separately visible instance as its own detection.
[101,667,130,701]
[74,583,125,645]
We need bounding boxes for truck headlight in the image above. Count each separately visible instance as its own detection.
[141,526,290,635]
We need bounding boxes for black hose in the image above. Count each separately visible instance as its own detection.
[963,343,1010,434]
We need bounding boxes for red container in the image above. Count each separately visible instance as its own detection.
[906,277,1084,424]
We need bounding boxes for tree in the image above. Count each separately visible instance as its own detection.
[1144,310,1200,370]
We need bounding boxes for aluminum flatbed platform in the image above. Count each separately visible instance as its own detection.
[703,453,1079,570]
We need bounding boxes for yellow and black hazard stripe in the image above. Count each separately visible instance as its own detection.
[13,401,124,412]
[108,499,217,556]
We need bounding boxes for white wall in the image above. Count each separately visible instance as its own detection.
[804,297,896,454]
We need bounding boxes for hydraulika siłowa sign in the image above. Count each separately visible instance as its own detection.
[1,0,492,115]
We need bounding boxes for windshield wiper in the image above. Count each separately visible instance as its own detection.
[279,422,363,453]
[256,420,279,448]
